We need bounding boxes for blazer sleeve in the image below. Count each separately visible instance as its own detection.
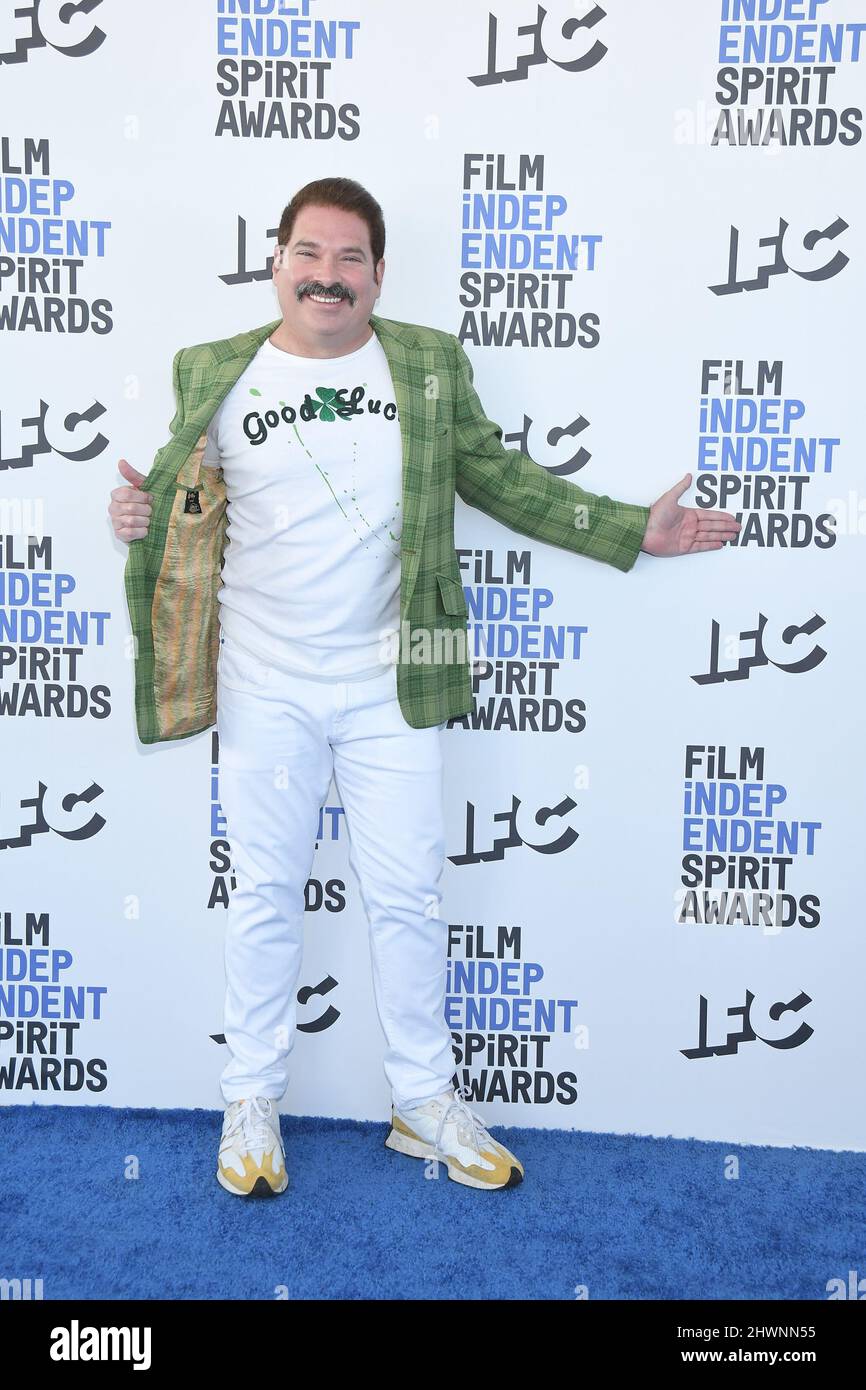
[450,333,649,573]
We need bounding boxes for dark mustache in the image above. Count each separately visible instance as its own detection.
[297,282,356,303]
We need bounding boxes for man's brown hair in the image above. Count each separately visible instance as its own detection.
[277,177,386,266]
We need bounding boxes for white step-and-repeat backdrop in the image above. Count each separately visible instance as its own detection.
[2,0,863,1149]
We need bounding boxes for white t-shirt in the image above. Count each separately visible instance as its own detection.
[202,332,403,681]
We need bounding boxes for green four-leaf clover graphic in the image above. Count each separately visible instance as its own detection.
[309,387,343,422]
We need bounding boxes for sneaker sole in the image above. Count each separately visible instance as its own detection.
[384,1125,523,1189]
[216,1166,288,1197]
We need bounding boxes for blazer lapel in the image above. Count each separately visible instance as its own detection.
[367,315,437,611]
[174,318,282,490]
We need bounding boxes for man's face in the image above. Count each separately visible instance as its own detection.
[271,204,384,347]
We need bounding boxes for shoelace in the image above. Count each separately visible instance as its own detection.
[224,1097,276,1153]
[434,1086,492,1158]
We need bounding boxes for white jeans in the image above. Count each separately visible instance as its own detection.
[216,629,457,1111]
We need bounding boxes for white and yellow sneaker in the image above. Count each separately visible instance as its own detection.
[217,1096,288,1197]
[385,1086,524,1189]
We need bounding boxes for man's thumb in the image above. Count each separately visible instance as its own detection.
[118,457,147,489]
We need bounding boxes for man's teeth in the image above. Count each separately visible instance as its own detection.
[308,293,343,303]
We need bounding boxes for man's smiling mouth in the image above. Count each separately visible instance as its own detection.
[302,288,352,305]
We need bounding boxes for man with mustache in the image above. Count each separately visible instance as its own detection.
[109,177,740,1197]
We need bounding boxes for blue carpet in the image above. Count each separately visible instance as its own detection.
[2,1105,863,1300]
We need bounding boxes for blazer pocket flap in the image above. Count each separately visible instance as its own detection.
[435,571,468,616]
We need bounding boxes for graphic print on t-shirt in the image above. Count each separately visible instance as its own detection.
[245,378,402,557]
[203,333,407,682]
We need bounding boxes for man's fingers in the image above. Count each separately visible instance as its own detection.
[693,515,740,534]
[109,480,152,543]
[692,508,741,526]
[110,485,153,505]
[696,524,740,538]
[110,497,152,514]
[109,504,152,530]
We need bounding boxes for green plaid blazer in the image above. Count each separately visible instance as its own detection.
[123,313,650,744]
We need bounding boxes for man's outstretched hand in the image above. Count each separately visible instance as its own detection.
[640,473,741,558]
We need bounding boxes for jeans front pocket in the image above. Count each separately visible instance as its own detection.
[217,632,272,692]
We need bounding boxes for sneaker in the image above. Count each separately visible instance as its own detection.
[385,1086,524,1189]
[217,1096,288,1197]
